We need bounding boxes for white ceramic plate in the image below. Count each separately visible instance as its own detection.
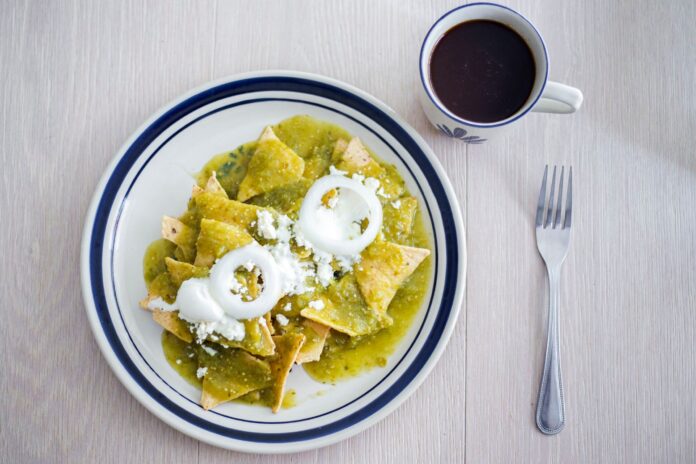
[80,71,466,453]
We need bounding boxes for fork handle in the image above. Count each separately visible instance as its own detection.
[536,267,565,434]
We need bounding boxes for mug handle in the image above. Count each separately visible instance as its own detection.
[532,81,584,114]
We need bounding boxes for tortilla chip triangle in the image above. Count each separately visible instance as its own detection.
[354,240,430,313]
[194,218,253,267]
[337,137,385,177]
[300,277,389,336]
[164,257,208,288]
[191,184,205,198]
[332,138,348,157]
[247,178,313,214]
[268,333,305,413]
[295,320,330,364]
[199,347,273,410]
[195,191,269,229]
[205,171,228,198]
[258,125,279,142]
[161,216,197,262]
[151,310,193,343]
[217,318,276,357]
[141,272,178,307]
[237,127,305,202]
[264,312,275,335]
[382,196,418,243]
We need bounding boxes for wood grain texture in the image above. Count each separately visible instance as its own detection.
[1,0,694,462]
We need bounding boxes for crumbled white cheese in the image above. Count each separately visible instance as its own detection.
[311,247,334,287]
[258,316,267,326]
[276,214,293,242]
[308,299,325,311]
[275,314,289,326]
[226,276,245,294]
[196,367,208,379]
[256,210,277,239]
[188,352,195,358]
[335,253,361,272]
[283,302,292,312]
[201,345,218,356]
[294,219,360,285]
[376,187,388,198]
[292,223,310,249]
[351,173,365,183]
[214,318,245,341]
[146,297,178,312]
[363,177,380,192]
[189,317,245,344]
[175,359,182,365]
[329,165,347,176]
[391,200,401,209]
[264,241,315,295]
[242,260,255,272]
[257,214,317,295]
[316,262,334,287]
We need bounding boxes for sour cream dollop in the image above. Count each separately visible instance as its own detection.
[176,278,224,322]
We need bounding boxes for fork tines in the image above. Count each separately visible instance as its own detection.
[536,165,572,229]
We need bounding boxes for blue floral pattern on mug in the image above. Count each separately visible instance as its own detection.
[436,124,487,144]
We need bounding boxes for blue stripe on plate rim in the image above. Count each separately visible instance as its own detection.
[83,74,462,446]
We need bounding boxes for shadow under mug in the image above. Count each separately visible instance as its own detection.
[419,3,584,144]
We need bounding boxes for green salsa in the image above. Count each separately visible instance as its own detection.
[303,215,431,383]
[145,115,432,409]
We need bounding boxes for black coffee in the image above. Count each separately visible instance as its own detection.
[429,20,536,123]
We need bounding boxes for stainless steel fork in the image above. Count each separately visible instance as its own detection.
[534,165,572,435]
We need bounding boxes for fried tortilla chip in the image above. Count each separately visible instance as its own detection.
[295,319,330,364]
[141,272,178,307]
[194,218,254,267]
[205,171,228,198]
[215,318,276,357]
[337,137,385,178]
[152,310,193,343]
[300,276,388,336]
[198,347,273,410]
[355,240,430,313]
[264,312,275,335]
[164,257,209,288]
[237,127,305,202]
[268,333,305,413]
[195,191,269,229]
[161,216,197,262]
[381,197,418,243]
[376,164,407,198]
[332,138,348,157]
[248,179,313,214]
[258,125,278,143]
[191,184,205,198]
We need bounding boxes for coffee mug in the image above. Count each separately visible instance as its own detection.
[419,3,583,144]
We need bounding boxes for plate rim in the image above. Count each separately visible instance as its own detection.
[80,70,466,453]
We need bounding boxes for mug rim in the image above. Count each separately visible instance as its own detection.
[419,2,550,129]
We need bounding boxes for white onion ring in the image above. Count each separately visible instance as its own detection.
[209,244,283,320]
[298,175,383,256]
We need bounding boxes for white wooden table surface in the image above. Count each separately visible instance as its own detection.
[2,0,695,462]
